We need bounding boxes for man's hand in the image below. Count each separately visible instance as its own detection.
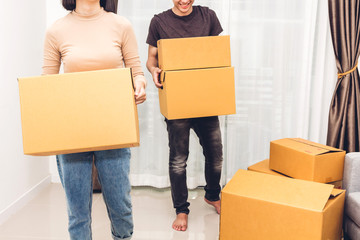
[146,45,163,88]
[151,66,163,88]
[134,80,146,105]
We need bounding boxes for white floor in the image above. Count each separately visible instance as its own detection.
[0,184,220,240]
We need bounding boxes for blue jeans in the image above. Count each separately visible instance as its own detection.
[57,148,133,240]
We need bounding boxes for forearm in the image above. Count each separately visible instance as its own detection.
[146,56,158,74]
[146,45,162,88]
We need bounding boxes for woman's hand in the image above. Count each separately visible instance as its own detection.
[134,80,146,105]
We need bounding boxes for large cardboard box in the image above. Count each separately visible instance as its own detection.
[220,169,345,240]
[18,68,139,156]
[248,159,343,188]
[269,138,345,183]
[157,35,231,71]
[158,67,236,120]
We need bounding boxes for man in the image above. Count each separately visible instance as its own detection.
[146,0,223,232]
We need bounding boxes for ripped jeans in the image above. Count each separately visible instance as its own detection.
[165,116,223,215]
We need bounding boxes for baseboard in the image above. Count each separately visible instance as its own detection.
[51,174,61,183]
[0,175,51,225]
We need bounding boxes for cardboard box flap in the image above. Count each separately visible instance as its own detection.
[291,138,344,153]
[273,138,343,156]
[223,170,334,211]
[330,188,345,198]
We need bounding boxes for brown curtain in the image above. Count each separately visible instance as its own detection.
[327,0,360,152]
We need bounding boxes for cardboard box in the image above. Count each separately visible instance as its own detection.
[248,159,343,188]
[158,67,236,120]
[157,35,231,71]
[220,169,345,240]
[269,138,345,183]
[248,159,288,177]
[18,68,139,156]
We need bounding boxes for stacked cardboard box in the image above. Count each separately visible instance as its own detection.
[220,139,346,239]
[269,138,345,183]
[157,35,236,120]
[18,68,139,156]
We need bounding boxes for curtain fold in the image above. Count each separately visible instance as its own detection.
[327,0,360,152]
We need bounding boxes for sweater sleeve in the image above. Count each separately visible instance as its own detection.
[121,20,146,86]
[42,28,61,75]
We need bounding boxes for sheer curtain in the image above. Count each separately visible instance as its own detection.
[119,0,337,187]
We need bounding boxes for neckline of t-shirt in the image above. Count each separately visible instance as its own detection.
[169,6,197,20]
[70,7,106,21]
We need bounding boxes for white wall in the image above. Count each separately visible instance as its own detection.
[0,1,50,223]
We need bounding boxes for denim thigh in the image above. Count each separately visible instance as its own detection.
[165,118,192,214]
[192,116,223,201]
[57,152,94,240]
[94,148,133,240]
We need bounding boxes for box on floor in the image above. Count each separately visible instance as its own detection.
[220,169,345,240]
[18,68,139,156]
[269,138,345,183]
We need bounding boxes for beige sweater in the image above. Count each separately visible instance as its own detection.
[42,8,146,85]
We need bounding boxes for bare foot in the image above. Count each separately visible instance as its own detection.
[172,213,188,231]
[204,198,221,214]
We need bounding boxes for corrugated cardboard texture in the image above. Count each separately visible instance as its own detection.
[220,169,345,240]
[18,68,139,156]
[157,35,231,71]
[158,67,236,120]
[269,138,345,183]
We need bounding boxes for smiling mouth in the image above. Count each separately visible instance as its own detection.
[179,2,191,9]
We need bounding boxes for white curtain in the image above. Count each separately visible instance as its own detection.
[120,0,337,187]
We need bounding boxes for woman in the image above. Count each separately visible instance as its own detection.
[42,0,146,239]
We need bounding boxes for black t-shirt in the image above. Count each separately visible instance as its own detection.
[146,6,223,47]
